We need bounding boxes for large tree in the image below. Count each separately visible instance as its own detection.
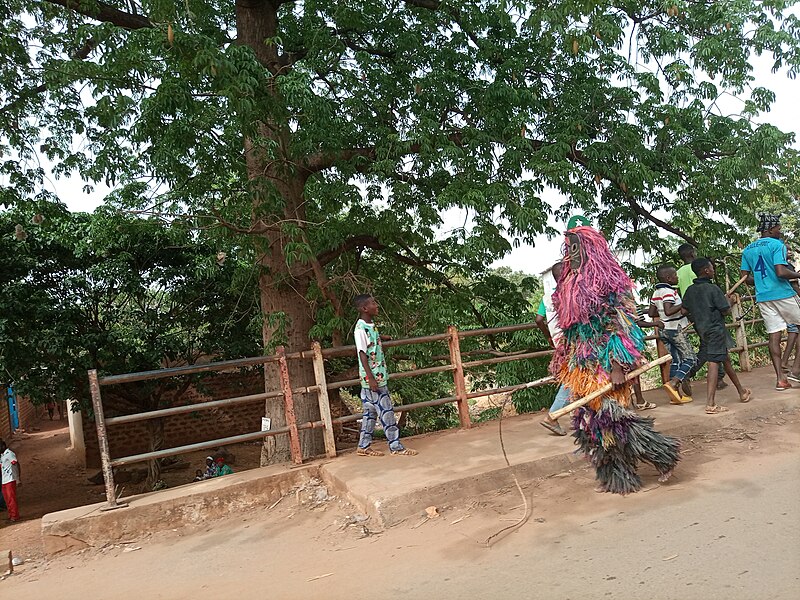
[2,0,799,462]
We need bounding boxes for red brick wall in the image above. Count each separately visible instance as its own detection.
[0,396,9,439]
[16,395,40,431]
[83,370,266,469]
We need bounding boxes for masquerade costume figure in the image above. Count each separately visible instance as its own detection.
[550,225,680,494]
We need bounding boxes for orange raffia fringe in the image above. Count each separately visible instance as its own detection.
[559,365,632,410]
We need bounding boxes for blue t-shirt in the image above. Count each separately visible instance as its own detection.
[741,237,794,302]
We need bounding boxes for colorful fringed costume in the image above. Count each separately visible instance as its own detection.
[550,226,680,494]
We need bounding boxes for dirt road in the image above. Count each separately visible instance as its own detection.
[3,410,798,599]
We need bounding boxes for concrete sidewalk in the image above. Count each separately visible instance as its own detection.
[41,367,800,553]
[321,367,800,526]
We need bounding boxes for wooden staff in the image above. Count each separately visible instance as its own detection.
[549,354,672,420]
[726,274,748,296]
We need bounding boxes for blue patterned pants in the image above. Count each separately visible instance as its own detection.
[358,387,404,451]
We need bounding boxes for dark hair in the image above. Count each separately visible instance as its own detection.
[678,243,695,260]
[691,257,712,276]
[353,294,372,309]
[656,264,676,282]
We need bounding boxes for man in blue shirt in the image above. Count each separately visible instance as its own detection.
[741,213,800,390]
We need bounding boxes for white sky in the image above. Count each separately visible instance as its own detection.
[53,50,799,276]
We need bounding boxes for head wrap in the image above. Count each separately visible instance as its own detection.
[757,213,781,232]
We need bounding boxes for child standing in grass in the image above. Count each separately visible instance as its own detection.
[353,294,417,457]
[681,258,752,414]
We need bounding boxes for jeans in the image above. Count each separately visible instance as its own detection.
[660,327,698,382]
[549,385,571,413]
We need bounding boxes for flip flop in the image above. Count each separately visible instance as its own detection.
[705,405,729,415]
[739,388,752,403]
[635,401,657,410]
[540,420,567,436]
[662,383,682,404]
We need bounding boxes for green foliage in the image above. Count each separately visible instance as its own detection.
[0,205,261,410]
[2,1,800,440]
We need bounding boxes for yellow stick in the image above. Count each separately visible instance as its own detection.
[726,274,748,296]
[549,354,672,420]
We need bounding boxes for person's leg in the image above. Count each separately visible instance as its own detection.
[2,481,19,521]
[357,389,381,455]
[760,301,791,385]
[782,329,797,371]
[705,361,719,411]
[542,385,570,434]
[722,357,751,402]
[374,388,417,455]
[790,335,800,382]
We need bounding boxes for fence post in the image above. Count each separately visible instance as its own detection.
[655,337,670,384]
[88,369,126,510]
[276,346,303,465]
[311,341,337,458]
[447,326,472,429]
[732,295,752,372]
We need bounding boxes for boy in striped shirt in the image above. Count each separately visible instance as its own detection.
[650,265,697,404]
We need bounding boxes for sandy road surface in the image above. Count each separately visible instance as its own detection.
[3,409,798,600]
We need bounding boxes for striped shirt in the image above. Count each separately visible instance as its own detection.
[650,283,689,330]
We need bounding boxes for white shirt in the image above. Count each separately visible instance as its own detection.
[541,268,563,343]
[1,448,19,484]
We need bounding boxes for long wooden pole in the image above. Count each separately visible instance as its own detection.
[726,274,748,296]
[549,355,672,420]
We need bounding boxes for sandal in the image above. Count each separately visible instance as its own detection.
[635,401,657,410]
[739,388,752,403]
[357,447,384,457]
[662,383,682,404]
[705,405,729,415]
[390,447,418,456]
[540,420,568,435]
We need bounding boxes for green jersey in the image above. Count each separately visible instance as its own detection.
[354,319,388,389]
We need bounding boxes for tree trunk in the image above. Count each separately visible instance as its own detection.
[236,0,324,465]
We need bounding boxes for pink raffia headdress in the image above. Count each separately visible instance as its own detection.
[552,226,634,329]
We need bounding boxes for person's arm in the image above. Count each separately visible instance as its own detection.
[662,294,683,316]
[358,351,379,391]
[535,315,553,346]
[610,361,625,390]
[775,264,800,280]
[713,286,732,316]
[648,302,659,318]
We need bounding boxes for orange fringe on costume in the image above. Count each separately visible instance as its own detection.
[557,365,633,410]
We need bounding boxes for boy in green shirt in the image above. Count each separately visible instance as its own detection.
[353,294,417,457]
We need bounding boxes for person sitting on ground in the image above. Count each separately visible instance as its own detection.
[681,258,752,414]
[1,439,21,522]
[650,264,698,404]
[193,469,205,482]
[353,294,417,456]
[740,213,800,390]
[537,261,573,436]
[202,456,218,479]
[215,457,233,476]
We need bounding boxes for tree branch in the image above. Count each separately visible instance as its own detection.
[43,0,155,30]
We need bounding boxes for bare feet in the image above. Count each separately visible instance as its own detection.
[658,469,674,483]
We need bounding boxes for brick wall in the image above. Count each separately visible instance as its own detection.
[83,370,267,469]
[1,391,40,437]
[0,396,9,439]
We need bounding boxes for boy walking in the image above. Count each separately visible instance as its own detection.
[353,294,417,457]
[1,439,20,522]
[681,259,752,414]
[740,213,800,389]
[650,264,697,404]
